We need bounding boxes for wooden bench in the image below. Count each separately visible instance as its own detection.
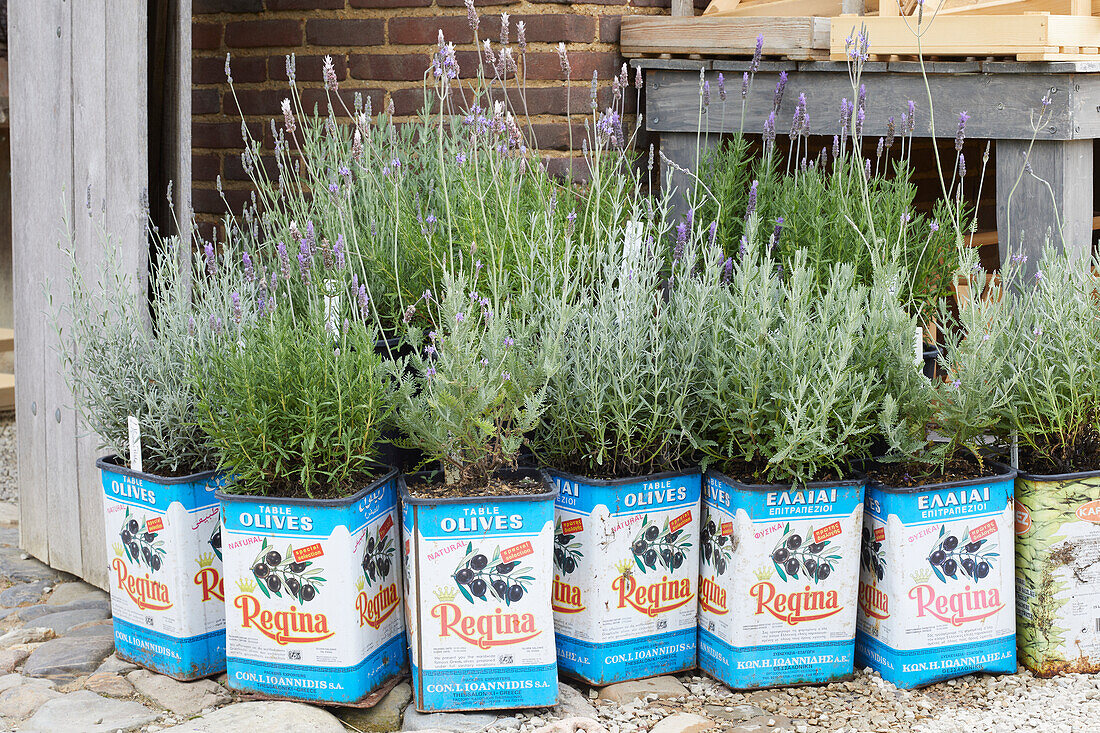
[0,328,15,410]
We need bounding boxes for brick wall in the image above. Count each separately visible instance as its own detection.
[192,0,692,225]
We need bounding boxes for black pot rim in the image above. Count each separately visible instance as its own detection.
[545,465,701,487]
[215,466,399,507]
[705,467,865,492]
[1016,465,1100,482]
[868,460,1017,494]
[400,467,557,505]
[96,454,217,485]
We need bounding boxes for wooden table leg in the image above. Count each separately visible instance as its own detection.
[996,138,1093,274]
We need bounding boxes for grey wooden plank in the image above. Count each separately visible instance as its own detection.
[711,59,799,72]
[174,0,192,248]
[646,68,1076,139]
[1069,75,1100,140]
[10,0,72,566]
[632,58,713,71]
[886,60,983,73]
[982,61,1100,74]
[996,139,1093,273]
[660,131,717,230]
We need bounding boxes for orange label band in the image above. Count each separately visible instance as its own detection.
[814,521,842,544]
[293,543,324,563]
[720,521,734,536]
[874,527,885,542]
[561,518,583,534]
[670,510,692,533]
[379,515,394,537]
[501,541,533,564]
[146,517,165,533]
[969,520,997,543]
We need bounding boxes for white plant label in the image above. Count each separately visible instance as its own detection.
[127,415,143,474]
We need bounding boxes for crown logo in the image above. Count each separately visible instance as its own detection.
[356,576,365,592]
[112,543,125,558]
[614,559,634,578]
[195,553,215,568]
[433,585,457,602]
[754,566,773,581]
[911,569,932,584]
[236,577,257,593]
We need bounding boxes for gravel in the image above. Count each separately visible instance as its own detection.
[0,416,15,503]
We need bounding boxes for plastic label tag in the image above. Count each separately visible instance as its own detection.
[127,415,143,474]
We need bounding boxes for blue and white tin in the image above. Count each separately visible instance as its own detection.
[97,455,226,680]
[699,469,865,689]
[217,469,407,703]
[550,468,700,685]
[401,469,558,712]
[855,465,1017,688]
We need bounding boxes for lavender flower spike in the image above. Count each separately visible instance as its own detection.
[277,241,290,280]
[204,242,216,277]
[746,180,759,217]
[751,34,763,74]
[763,111,776,145]
[242,251,255,282]
[702,80,711,109]
[773,71,787,111]
[465,0,479,31]
[718,72,726,102]
[741,72,749,100]
[297,240,312,282]
[955,111,970,152]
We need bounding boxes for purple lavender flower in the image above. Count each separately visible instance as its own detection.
[857,84,866,114]
[959,153,966,178]
[746,180,759,217]
[456,311,465,323]
[209,314,222,334]
[558,43,570,78]
[770,217,784,250]
[500,12,510,45]
[1035,269,1044,281]
[864,158,871,180]
[502,371,511,382]
[187,316,196,338]
[297,241,311,283]
[751,34,763,74]
[832,135,839,158]
[305,221,316,253]
[504,336,514,347]
[404,305,416,323]
[763,111,776,145]
[481,357,490,367]
[855,107,865,139]
[358,285,370,319]
[739,236,748,257]
[204,243,216,277]
[456,152,467,164]
[702,80,711,110]
[242,251,254,282]
[718,73,726,102]
[674,222,688,261]
[741,72,749,101]
[876,137,884,158]
[231,292,242,324]
[886,116,896,149]
[708,220,718,247]
[517,20,527,52]
[930,220,940,232]
[636,66,643,88]
[566,210,577,238]
[955,111,970,152]
[334,234,346,269]
[426,366,437,378]
[465,0,478,31]
[906,101,916,133]
[277,241,290,280]
[329,182,339,195]
[773,71,787,111]
[723,256,733,283]
[426,345,436,356]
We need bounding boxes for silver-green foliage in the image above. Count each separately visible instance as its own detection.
[1008,249,1100,471]
[194,245,390,499]
[392,269,567,487]
[53,226,217,476]
[690,245,907,484]
[534,222,710,477]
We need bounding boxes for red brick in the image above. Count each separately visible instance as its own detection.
[192,187,251,216]
[389,14,593,46]
[518,51,622,81]
[194,55,267,84]
[306,19,385,46]
[269,54,348,82]
[299,87,387,117]
[350,0,431,7]
[543,154,592,183]
[192,121,264,149]
[530,121,587,150]
[223,152,279,181]
[194,0,262,13]
[436,0,518,6]
[267,0,346,8]
[192,154,222,182]
[599,15,622,43]
[224,19,303,49]
[192,22,222,51]
[349,53,432,82]
[193,88,221,115]
[222,88,287,116]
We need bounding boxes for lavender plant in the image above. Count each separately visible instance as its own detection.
[52,219,223,476]
[193,234,391,499]
[390,267,568,491]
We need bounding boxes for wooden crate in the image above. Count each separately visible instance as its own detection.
[831,13,1100,60]
[620,16,832,59]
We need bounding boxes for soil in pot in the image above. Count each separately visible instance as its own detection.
[218,470,407,704]
[855,464,1017,688]
[698,469,865,690]
[97,456,227,680]
[1015,465,1100,676]
[401,469,558,712]
[550,468,700,685]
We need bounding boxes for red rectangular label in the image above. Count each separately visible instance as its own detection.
[970,520,997,542]
[405,539,410,555]
[814,521,842,544]
[146,517,164,533]
[293,543,324,563]
[874,527,885,542]
[561,518,583,534]
[501,541,533,564]
[670,510,692,533]
[379,515,394,538]
[720,521,734,536]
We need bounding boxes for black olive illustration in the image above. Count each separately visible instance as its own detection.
[862,526,870,542]
[127,519,139,535]
[661,548,673,566]
[301,584,316,601]
[253,562,269,578]
[965,541,981,553]
[872,542,881,551]
[716,557,727,575]
[808,542,825,553]
[786,534,802,550]
[703,544,712,562]
[672,552,684,569]
[874,562,884,581]
[120,529,132,543]
[361,556,370,572]
[151,555,162,571]
[470,578,487,596]
[817,563,831,580]
[470,554,488,570]
[141,546,152,565]
[930,550,946,566]
[644,549,658,566]
[784,558,800,576]
[943,558,958,576]
[210,530,221,550]
[495,561,517,574]
[632,540,647,555]
[554,547,565,565]
[127,541,139,558]
[977,561,990,578]
[289,561,307,573]
[558,534,574,545]
[861,548,870,569]
[942,535,958,551]
[365,559,376,576]
[644,525,660,542]
[492,579,509,598]
[564,556,576,573]
[266,550,282,567]
[367,537,376,553]
[962,557,975,575]
[455,568,474,585]
[772,547,790,563]
[508,585,524,601]
[716,534,728,546]
[142,532,156,543]
[267,575,282,592]
[379,559,391,576]
[805,557,818,575]
[286,577,301,596]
